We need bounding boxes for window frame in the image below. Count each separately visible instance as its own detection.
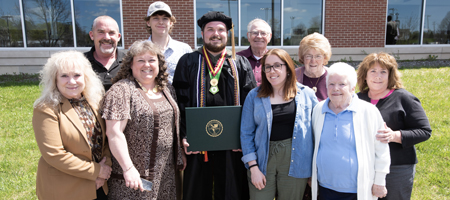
[193,0,325,49]
[385,0,450,47]
[0,0,124,50]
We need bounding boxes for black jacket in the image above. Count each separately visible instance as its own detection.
[358,89,432,165]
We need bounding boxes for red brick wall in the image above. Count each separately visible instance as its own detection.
[122,0,387,49]
[324,0,387,48]
[122,0,195,49]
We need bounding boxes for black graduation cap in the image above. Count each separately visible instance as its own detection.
[197,11,233,31]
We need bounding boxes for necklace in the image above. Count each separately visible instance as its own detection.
[307,75,322,93]
[136,79,158,93]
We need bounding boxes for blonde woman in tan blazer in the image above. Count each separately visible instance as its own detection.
[32,51,112,200]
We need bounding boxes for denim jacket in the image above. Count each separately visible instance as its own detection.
[240,82,318,178]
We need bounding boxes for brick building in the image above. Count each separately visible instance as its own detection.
[1,0,449,74]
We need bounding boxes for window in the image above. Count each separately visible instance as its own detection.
[423,0,450,44]
[240,0,281,46]
[196,0,239,46]
[0,0,24,47]
[74,0,122,47]
[386,0,423,45]
[387,0,450,45]
[0,0,122,48]
[195,0,323,47]
[283,0,322,46]
[23,0,74,47]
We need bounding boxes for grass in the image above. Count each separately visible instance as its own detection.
[0,74,41,199]
[0,69,449,199]
[402,68,450,199]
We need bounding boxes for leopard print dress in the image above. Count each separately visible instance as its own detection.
[102,79,181,200]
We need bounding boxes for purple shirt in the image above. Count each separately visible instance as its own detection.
[237,47,264,86]
[303,70,328,102]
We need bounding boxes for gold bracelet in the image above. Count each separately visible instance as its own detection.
[123,165,134,173]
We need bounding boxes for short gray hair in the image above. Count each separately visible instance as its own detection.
[247,18,271,34]
[326,62,357,88]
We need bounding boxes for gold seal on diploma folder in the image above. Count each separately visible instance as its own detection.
[206,120,223,137]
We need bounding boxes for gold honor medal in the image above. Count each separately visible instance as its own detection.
[209,79,219,94]
[210,79,218,87]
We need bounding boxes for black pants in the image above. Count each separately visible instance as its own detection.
[182,150,249,200]
[319,185,356,200]
[95,187,108,200]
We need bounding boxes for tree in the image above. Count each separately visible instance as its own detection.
[438,11,450,44]
[309,16,321,33]
[397,11,421,44]
[0,3,24,47]
[24,0,72,47]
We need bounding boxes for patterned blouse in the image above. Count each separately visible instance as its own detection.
[69,97,103,162]
[102,79,183,199]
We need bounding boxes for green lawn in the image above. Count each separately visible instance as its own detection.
[402,68,450,199]
[0,68,449,199]
[0,75,41,199]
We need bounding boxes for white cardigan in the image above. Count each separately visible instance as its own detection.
[311,97,390,200]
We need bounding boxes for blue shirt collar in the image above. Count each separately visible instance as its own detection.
[322,93,359,114]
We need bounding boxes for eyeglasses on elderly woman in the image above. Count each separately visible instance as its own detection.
[262,63,285,73]
[304,54,324,61]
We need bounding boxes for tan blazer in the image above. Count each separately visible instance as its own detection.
[32,97,111,200]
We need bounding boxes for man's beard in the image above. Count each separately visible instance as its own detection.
[204,36,227,53]
[98,39,116,54]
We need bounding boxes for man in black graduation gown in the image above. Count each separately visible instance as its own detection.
[173,11,256,200]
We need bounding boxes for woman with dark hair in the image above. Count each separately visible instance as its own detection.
[103,40,185,199]
[240,49,318,200]
[357,52,431,200]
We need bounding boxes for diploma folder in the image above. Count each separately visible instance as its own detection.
[185,106,242,151]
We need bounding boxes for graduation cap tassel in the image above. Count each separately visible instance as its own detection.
[231,24,236,60]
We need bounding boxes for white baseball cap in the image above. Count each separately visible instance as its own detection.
[147,1,172,17]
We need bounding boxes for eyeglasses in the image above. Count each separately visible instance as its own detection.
[304,55,324,61]
[263,63,285,73]
[250,31,269,37]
